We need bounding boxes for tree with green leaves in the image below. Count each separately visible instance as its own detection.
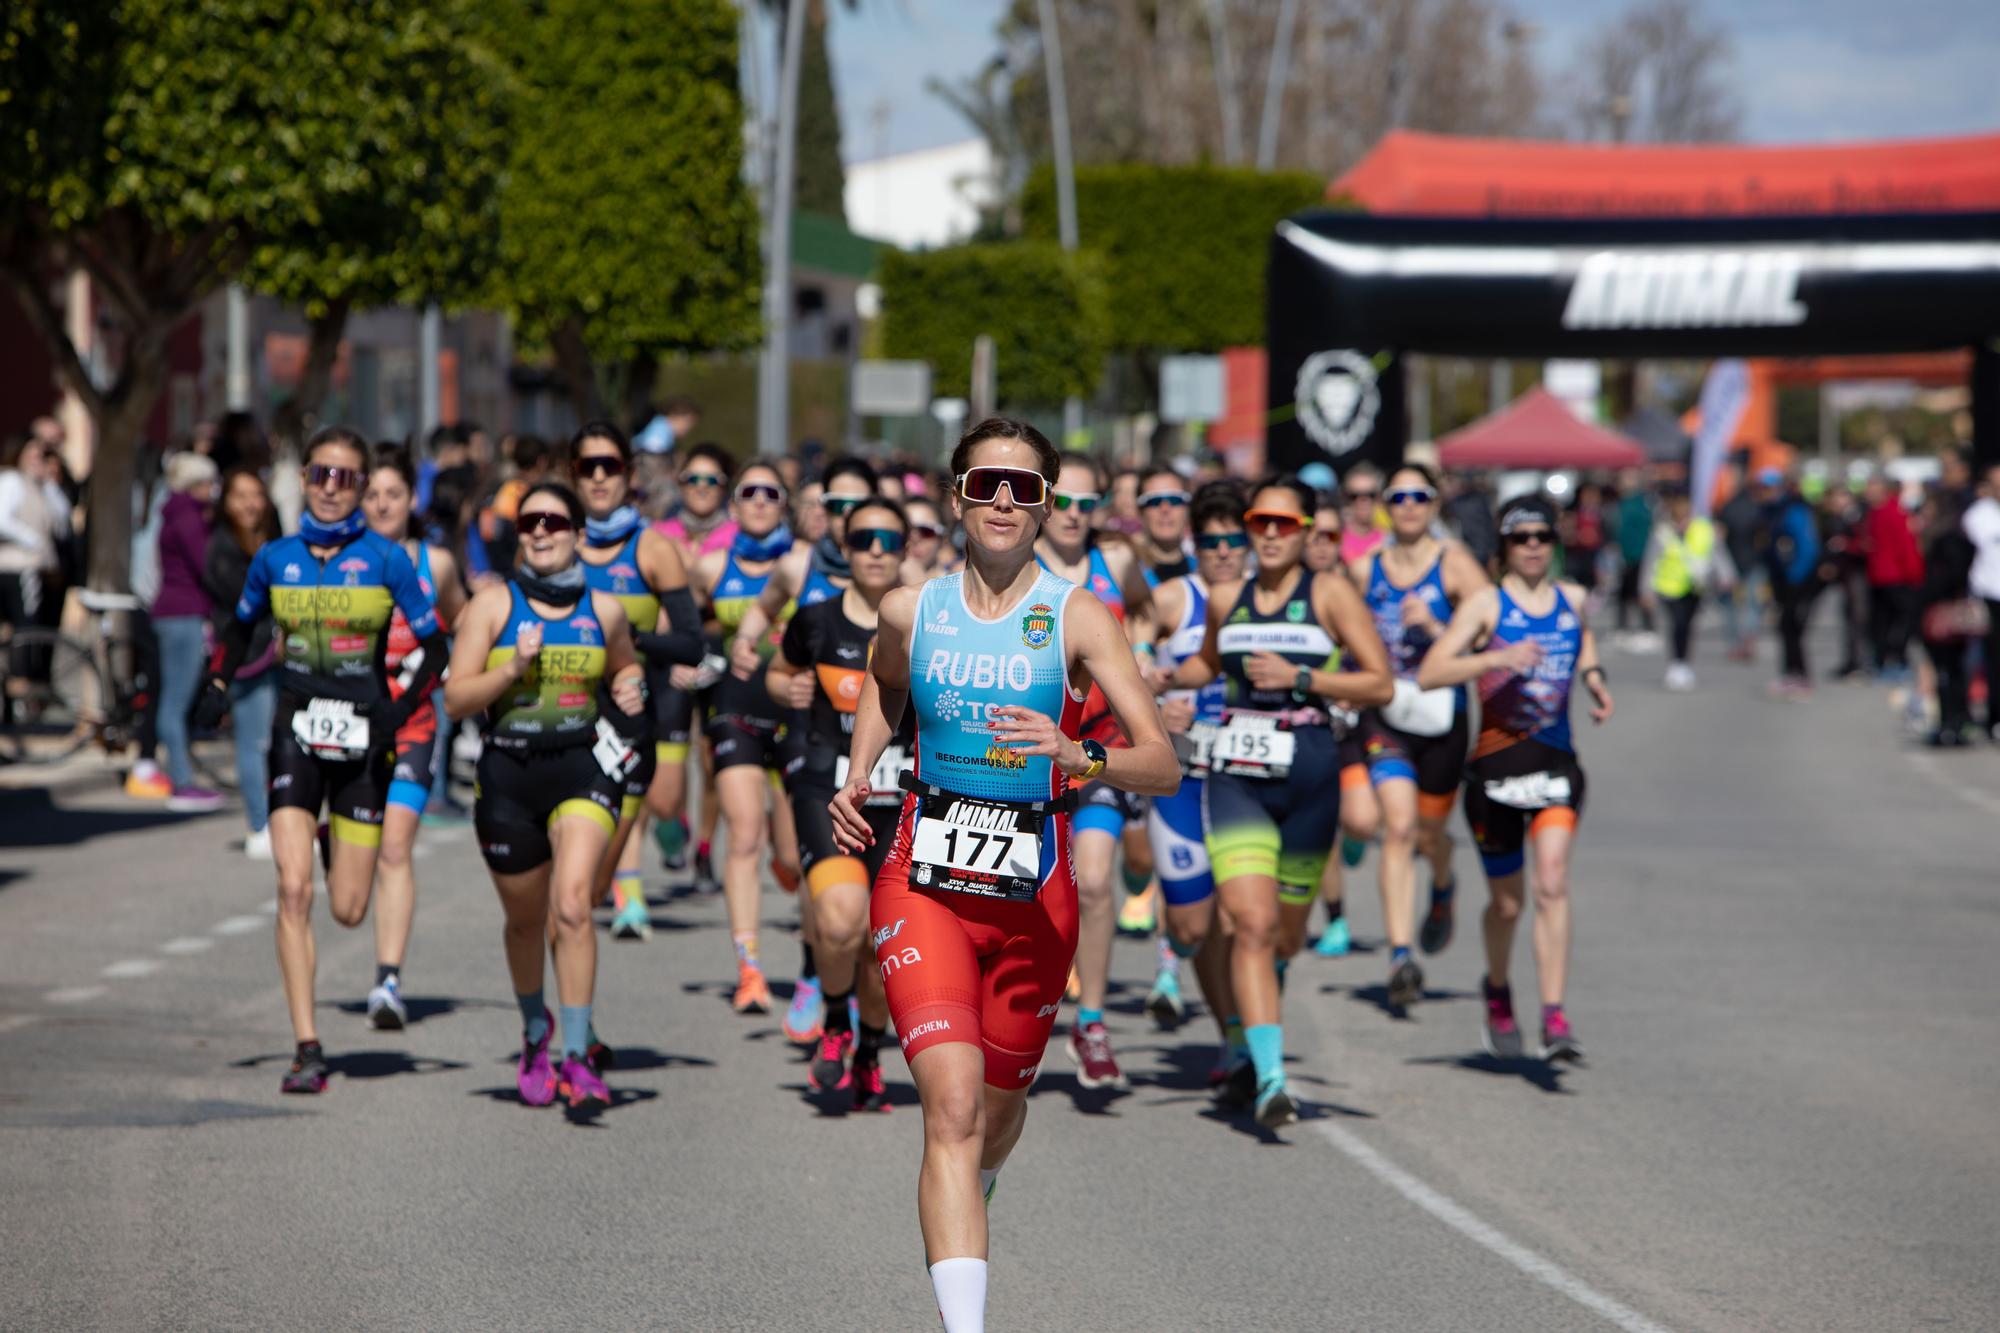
[878,243,1108,407]
[489,0,762,423]
[0,0,508,591]
[243,3,509,444]
[1020,163,1326,359]
[794,1,848,222]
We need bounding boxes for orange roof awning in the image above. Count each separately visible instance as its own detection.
[1332,129,2000,219]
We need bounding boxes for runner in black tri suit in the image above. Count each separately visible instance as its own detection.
[765,495,915,1111]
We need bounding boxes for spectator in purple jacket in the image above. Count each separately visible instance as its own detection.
[153,452,222,812]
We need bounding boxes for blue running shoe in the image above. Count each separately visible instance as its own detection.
[1145,966,1185,1029]
[1314,917,1351,958]
[610,899,652,941]
[783,976,825,1044]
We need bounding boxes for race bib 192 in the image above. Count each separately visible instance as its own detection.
[291,698,370,760]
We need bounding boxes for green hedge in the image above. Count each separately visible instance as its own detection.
[1020,163,1329,354]
[878,242,1109,406]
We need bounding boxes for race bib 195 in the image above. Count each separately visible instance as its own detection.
[1211,713,1296,780]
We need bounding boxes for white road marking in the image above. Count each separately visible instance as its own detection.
[213,915,266,936]
[1315,1121,1673,1333]
[160,937,214,956]
[45,986,107,1005]
[0,1014,38,1034]
[1905,753,2000,816]
[101,958,162,980]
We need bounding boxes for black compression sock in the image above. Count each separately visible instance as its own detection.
[1326,900,1344,922]
[800,941,816,980]
[375,964,400,988]
[857,1021,887,1057]
[823,988,854,1033]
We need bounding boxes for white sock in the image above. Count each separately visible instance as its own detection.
[929,1257,988,1333]
[978,1166,1000,1198]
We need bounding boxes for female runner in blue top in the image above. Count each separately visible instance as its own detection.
[829,418,1178,1333]
[1418,494,1613,1064]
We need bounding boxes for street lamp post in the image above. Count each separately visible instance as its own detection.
[757,0,807,459]
[1038,0,1082,444]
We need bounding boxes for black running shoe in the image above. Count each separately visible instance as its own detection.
[1388,958,1425,1009]
[1419,880,1455,955]
[585,1036,616,1076]
[851,1056,890,1112]
[1540,1013,1585,1063]
[1218,1058,1257,1109]
[281,1042,329,1095]
[692,848,720,895]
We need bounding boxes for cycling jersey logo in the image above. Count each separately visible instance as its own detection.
[339,557,369,573]
[879,945,923,977]
[1502,608,1529,628]
[871,919,905,950]
[1295,348,1382,456]
[608,563,639,580]
[925,603,958,637]
[932,688,965,722]
[922,650,1034,693]
[1557,612,1578,631]
[1228,606,1251,623]
[1021,603,1054,650]
[933,606,949,625]
[913,863,933,885]
[835,645,862,660]
[283,563,301,581]
[901,1018,951,1046]
[982,743,1027,770]
[1285,600,1307,623]
[1035,1003,1059,1018]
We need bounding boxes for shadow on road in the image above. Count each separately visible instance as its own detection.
[326,994,510,1026]
[468,1084,660,1125]
[0,786,202,850]
[229,1049,470,1081]
[596,908,701,935]
[569,1045,715,1075]
[1336,981,1476,1021]
[782,1077,918,1118]
[1027,1069,1131,1116]
[1405,1051,1573,1095]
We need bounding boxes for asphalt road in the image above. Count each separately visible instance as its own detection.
[3,632,1997,1332]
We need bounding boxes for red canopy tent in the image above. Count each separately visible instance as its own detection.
[1435,387,1646,470]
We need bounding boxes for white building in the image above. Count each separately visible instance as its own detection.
[844,138,996,251]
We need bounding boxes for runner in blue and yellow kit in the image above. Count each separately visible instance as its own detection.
[1419,494,1613,1064]
[195,427,449,1095]
[693,461,802,1015]
[1170,474,1392,1127]
[445,482,649,1113]
[729,455,879,1042]
[567,421,704,945]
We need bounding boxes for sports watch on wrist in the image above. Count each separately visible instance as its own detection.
[1293,667,1314,697]
[1077,738,1108,781]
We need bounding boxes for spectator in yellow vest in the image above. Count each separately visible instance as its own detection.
[1642,486,1734,692]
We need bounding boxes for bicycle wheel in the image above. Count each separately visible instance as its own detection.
[0,628,103,764]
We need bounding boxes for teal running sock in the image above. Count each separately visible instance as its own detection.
[559,1004,592,1061]
[1325,899,1344,923]
[1077,1007,1104,1029]
[517,990,549,1046]
[1224,1015,1249,1062]
[1340,834,1367,868]
[1121,864,1151,896]
[1246,1023,1284,1088]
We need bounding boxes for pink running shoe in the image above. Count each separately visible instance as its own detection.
[517,1026,557,1107]
[1065,1021,1127,1090]
[809,1029,854,1092]
[1480,977,1523,1059]
[851,1058,890,1113]
[556,1055,611,1111]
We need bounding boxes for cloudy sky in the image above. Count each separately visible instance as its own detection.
[809,0,2000,162]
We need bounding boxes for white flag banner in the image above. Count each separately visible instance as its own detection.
[1690,359,1750,519]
